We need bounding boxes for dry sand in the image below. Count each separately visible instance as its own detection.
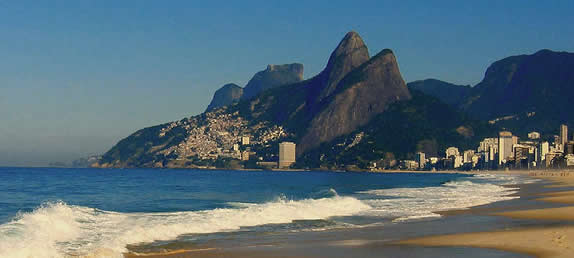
[398,170,574,258]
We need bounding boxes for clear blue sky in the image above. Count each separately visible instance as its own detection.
[1,0,573,166]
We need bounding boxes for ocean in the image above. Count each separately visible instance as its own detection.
[0,167,532,257]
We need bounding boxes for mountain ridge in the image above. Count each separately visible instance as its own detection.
[95,34,574,170]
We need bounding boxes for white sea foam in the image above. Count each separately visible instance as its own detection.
[0,195,370,258]
[358,175,520,221]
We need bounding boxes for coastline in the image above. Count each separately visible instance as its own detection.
[122,170,553,258]
[398,170,574,258]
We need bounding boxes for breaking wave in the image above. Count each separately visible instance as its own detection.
[0,195,370,258]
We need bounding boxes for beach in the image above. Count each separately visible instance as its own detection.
[1,167,565,258]
[398,170,574,258]
[120,170,574,258]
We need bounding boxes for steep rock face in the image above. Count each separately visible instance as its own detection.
[96,31,415,168]
[460,49,574,134]
[241,63,304,100]
[298,49,411,154]
[241,32,371,131]
[313,31,370,103]
[299,90,496,169]
[205,83,243,112]
[407,79,471,106]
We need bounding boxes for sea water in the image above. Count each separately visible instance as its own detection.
[0,168,532,257]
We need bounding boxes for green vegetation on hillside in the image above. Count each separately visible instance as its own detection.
[299,90,497,169]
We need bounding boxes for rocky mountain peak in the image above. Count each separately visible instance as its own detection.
[299,48,411,154]
[205,83,243,112]
[241,63,304,100]
[316,31,370,102]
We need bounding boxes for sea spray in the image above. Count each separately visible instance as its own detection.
[0,195,370,258]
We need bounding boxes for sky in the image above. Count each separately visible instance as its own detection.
[0,0,573,166]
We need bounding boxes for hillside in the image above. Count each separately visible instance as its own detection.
[407,79,471,106]
[460,49,574,135]
[299,90,496,169]
[95,31,418,168]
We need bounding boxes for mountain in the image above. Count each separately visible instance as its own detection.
[234,32,409,154]
[298,49,411,154]
[95,31,484,169]
[299,90,496,169]
[460,49,574,135]
[240,63,304,100]
[205,83,243,112]
[407,79,471,106]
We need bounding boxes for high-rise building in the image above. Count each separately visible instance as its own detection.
[415,152,426,169]
[537,142,549,165]
[498,131,514,166]
[278,142,296,168]
[478,138,498,153]
[561,124,568,149]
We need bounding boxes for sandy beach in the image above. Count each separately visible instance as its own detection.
[399,170,574,258]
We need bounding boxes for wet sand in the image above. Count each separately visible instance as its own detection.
[124,170,574,258]
[399,170,574,258]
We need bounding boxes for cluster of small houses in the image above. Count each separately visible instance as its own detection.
[375,124,574,171]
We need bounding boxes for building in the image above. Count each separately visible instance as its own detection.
[513,144,532,169]
[400,160,419,170]
[561,124,568,149]
[415,152,426,169]
[241,136,250,145]
[454,155,463,168]
[478,138,498,153]
[463,150,475,164]
[241,151,250,161]
[528,132,541,140]
[566,141,574,155]
[537,141,549,166]
[445,147,460,158]
[278,142,296,168]
[498,131,516,166]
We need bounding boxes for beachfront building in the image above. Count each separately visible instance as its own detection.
[566,141,574,155]
[561,124,568,149]
[445,147,460,158]
[278,142,296,168]
[415,152,426,169]
[498,131,517,166]
[537,141,549,166]
[463,150,475,163]
[400,160,419,170]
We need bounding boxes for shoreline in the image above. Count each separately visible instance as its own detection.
[122,170,550,258]
[398,170,574,258]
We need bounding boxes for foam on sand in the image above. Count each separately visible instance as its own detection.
[359,174,521,221]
